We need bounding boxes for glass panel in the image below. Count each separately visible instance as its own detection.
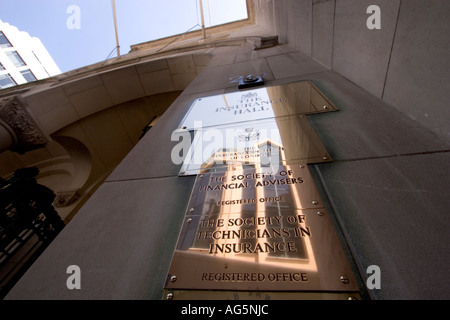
[0,73,17,89]
[6,51,26,67]
[179,81,337,131]
[0,31,12,48]
[20,69,37,82]
[179,115,331,176]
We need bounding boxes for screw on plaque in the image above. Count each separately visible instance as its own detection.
[312,200,319,205]
[166,293,174,300]
[170,275,177,282]
[340,276,349,284]
[238,74,264,89]
[245,75,257,82]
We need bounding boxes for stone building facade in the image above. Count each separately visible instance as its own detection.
[2,0,450,300]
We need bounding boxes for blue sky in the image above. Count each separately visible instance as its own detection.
[0,0,247,72]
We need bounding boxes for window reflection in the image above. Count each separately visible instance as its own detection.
[179,81,335,176]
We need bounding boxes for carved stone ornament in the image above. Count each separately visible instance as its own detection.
[0,96,48,154]
[53,190,81,208]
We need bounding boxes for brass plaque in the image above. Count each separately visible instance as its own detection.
[165,166,359,294]
[166,82,357,299]
[186,165,322,216]
[179,81,337,131]
[164,290,360,300]
[179,115,332,176]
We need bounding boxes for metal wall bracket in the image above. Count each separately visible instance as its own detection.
[238,75,264,89]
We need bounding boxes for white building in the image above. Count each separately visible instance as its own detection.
[0,19,60,89]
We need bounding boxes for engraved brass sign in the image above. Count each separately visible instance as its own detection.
[166,81,360,299]
[186,166,322,216]
[178,81,337,176]
[179,81,337,131]
[165,166,360,297]
[179,115,332,176]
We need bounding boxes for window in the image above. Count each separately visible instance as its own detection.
[6,51,26,67]
[0,73,17,89]
[20,69,37,82]
[0,31,12,48]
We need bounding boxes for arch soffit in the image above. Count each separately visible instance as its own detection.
[22,52,213,136]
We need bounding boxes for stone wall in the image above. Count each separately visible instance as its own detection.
[269,0,450,143]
